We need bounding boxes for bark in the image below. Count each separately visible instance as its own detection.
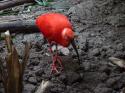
[0,16,39,33]
[0,0,35,11]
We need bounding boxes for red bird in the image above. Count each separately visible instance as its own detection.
[36,13,80,73]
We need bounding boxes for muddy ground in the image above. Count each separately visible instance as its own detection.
[0,0,125,93]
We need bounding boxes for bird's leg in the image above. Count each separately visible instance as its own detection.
[54,44,63,69]
[71,39,81,64]
[48,41,58,73]
[49,42,63,74]
[48,41,55,56]
[48,42,57,73]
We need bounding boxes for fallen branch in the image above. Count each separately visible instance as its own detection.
[0,16,39,33]
[0,20,39,33]
[0,0,35,11]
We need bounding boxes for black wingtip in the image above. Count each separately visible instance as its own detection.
[71,39,80,64]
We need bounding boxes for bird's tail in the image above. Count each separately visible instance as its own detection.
[71,39,80,64]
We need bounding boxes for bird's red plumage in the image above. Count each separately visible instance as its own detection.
[35,13,74,47]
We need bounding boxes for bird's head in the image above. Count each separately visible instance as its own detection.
[61,28,75,46]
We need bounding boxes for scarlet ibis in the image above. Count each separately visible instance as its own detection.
[35,13,80,73]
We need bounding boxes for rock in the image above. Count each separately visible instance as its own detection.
[94,84,113,93]
[106,49,115,57]
[49,83,66,93]
[51,0,82,11]
[68,0,101,25]
[35,68,44,77]
[51,1,72,10]
[108,73,125,90]
[58,73,67,84]
[36,76,42,83]
[100,73,108,81]
[83,72,108,86]
[116,43,124,51]
[99,65,111,75]
[60,47,70,56]
[91,48,100,56]
[29,52,42,59]
[65,86,81,93]
[106,15,125,27]
[62,56,80,72]
[82,62,91,71]
[28,77,37,85]
[23,33,42,43]
[14,33,24,44]
[23,84,36,93]
[52,45,70,55]
[106,76,121,87]
[33,66,41,71]
[30,58,40,66]
[35,41,45,52]
[65,71,81,85]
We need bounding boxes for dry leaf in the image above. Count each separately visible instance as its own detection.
[109,57,125,68]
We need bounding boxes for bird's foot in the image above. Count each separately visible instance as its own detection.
[51,55,63,74]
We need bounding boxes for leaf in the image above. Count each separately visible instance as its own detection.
[109,57,125,68]
[4,30,12,53]
[21,42,31,75]
[35,80,52,93]
[35,0,49,6]
[4,30,24,93]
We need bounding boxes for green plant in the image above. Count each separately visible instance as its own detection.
[35,0,54,6]
[0,30,31,93]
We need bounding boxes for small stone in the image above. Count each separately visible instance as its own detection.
[94,84,112,93]
[82,62,91,71]
[66,71,81,85]
[33,66,40,71]
[116,43,124,51]
[59,73,67,84]
[52,45,70,55]
[35,68,44,77]
[30,58,40,66]
[60,47,70,55]
[99,65,111,75]
[91,48,100,56]
[28,77,37,85]
[50,83,65,93]
[23,84,36,92]
[106,76,120,87]
[99,73,108,81]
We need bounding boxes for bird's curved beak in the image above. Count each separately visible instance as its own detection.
[71,39,80,64]
[74,34,78,38]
